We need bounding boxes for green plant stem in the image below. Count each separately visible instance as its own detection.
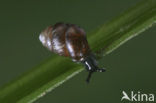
[89,0,156,55]
[0,0,156,103]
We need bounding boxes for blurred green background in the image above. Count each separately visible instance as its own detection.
[0,0,156,103]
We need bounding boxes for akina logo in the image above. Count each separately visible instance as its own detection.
[121,91,155,102]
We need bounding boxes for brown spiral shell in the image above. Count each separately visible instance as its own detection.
[39,23,90,62]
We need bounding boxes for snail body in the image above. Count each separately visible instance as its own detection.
[39,23,105,82]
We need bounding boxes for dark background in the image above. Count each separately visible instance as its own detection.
[0,0,156,103]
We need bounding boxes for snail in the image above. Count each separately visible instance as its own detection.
[39,23,105,83]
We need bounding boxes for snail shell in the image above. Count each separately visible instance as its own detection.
[39,23,90,62]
